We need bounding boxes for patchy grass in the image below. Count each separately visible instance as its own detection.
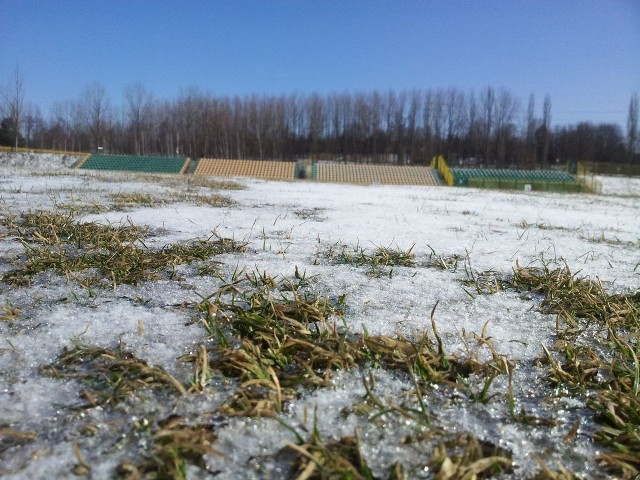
[461,255,510,296]
[5,215,634,478]
[516,220,576,232]
[187,267,517,431]
[512,261,640,478]
[283,412,374,479]
[294,207,327,221]
[320,241,416,277]
[186,193,236,207]
[40,342,187,408]
[164,176,246,191]
[427,248,461,272]
[2,167,638,478]
[53,202,111,216]
[1,210,145,245]
[512,261,639,330]
[109,191,236,209]
[191,269,351,416]
[0,301,22,322]
[0,428,37,451]
[429,432,513,479]
[16,251,635,478]
[1,211,246,287]
[578,231,639,248]
[109,192,164,208]
[117,416,224,479]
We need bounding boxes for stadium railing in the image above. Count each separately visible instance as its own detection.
[431,155,454,186]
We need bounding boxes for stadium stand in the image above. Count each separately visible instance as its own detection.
[432,156,585,192]
[449,167,583,192]
[315,163,442,186]
[194,159,296,180]
[79,154,189,174]
[450,167,576,185]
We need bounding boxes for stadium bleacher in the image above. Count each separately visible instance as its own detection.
[184,158,445,186]
[79,154,189,174]
[315,163,442,186]
[194,159,296,180]
[75,153,584,192]
[450,167,576,185]
[448,167,583,191]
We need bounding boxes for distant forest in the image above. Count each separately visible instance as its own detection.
[2,69,639,167]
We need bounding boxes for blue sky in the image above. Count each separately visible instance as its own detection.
[1,0,638,128]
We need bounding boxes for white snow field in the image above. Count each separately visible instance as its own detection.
[0,153,639,479]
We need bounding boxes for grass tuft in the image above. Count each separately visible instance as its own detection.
[1,212,246,287]
[192,270,352,416]
[188,269,520,423]
[187,193,236,207]
[109,192,162,208]
[117,416,224,480]
[321,241,416,278]
[40,343,187,408]
[0,301,22,322]
[429,432,513,479]
[283,409,374,480]
[513,260,640,477]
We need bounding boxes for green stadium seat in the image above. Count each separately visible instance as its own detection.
[450,166,578,191]
[79,154,189,174]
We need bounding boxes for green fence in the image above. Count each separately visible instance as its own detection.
[467,178,586,193]
[577,162,640,177]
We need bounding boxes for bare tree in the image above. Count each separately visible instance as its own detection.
[406,89,422,163]
[479,86,495,166]
[307,93,326,157]
[174,88,205,158]
[541,94,552,168]
[1,67,26,149]
[337,93,353,157]
[627,93,639,164]
[494,88,519,167]
[465,90,480,163]
[444,87,466,160]
[124,83,154,155]
[525,93,536,166]
[421,90,434,160]
[370,91,383,160]
[15,83,633,169]
[80,82,111,151]
[353,93,372,160]
[387,90,406,163]
[327,93,343,157]
[49,99,84,151]
[430,89,445,156]
[23,103,45,148]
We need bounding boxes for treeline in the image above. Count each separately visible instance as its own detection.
[2,70,639,166]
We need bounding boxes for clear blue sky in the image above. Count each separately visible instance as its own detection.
[1,0,638,129]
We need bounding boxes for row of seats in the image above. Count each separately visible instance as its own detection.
[450,167,576,185]
[76,155,442,186]
[194,159,296,180]
[80,154,189,174]
[315,164,442,186]
[76,156,579,191]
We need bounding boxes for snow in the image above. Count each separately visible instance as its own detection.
[1,154,639,478]
[595,174,640,196]
[0,152,80,170]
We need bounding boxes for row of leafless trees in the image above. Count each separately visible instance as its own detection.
[2,68,639,166]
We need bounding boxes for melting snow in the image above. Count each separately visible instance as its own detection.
[1,155,639,478]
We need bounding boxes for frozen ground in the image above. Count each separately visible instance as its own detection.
[0,154,639,479]
[0,152,81,169]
